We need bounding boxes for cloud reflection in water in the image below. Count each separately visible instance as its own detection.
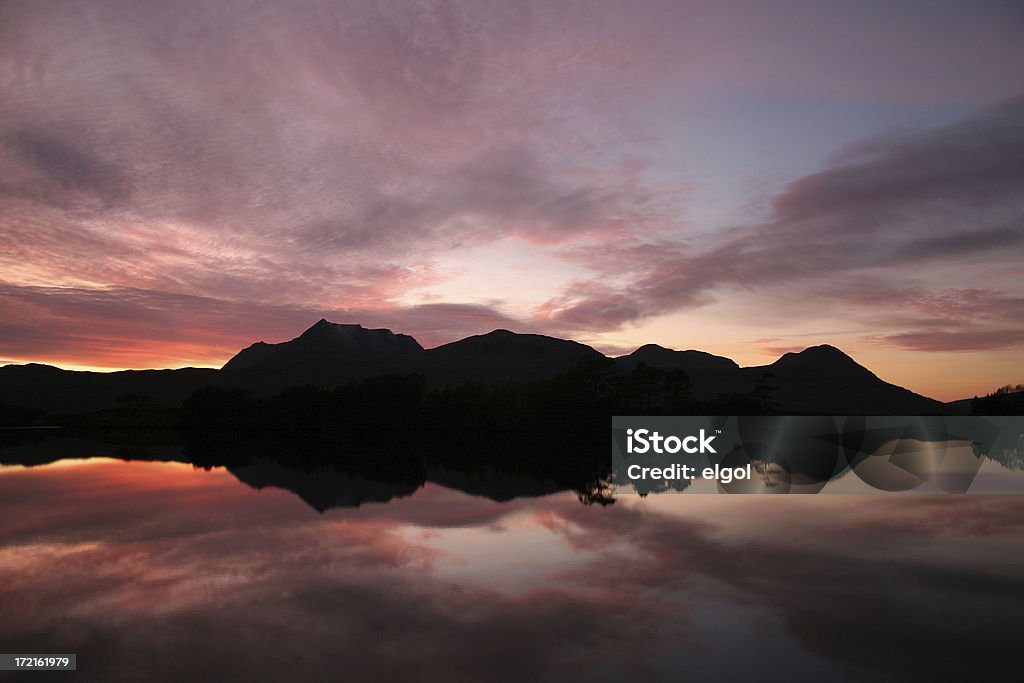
[1,459,1023,682]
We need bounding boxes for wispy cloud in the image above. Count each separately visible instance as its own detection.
[0,283,527,366]
[1,1,1022,372]
[539,96,1024,352]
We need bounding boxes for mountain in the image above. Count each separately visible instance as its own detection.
[0,363,220,414]
[220,323,602,390]
[224,319,423,371]
[418,329,605,386]
[615,344,739,375]
[219,319,424,390]
[612,344,945,414]
[764,345,873,380]
[740,345,945,414]
[0,321,953,416]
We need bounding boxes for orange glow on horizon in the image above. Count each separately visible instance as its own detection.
[7,341,1018,403]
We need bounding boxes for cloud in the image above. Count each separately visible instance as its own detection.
[871,329,1024,352]
[843,287,1024,351]
[0,282,527,366]
[2,127,129,208]
[539,96,1024,350]
[0,0,677,255]
[1,1,1023,366]
[0,0,689,366]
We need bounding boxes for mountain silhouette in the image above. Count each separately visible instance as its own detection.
[613,343,944,414]
[219,320,425,391]
[739,345,944,414]
[224,319,423,372]
[0,320,955,415]
[767,345,870,378]
[0,363,220,414]
[216,323,604,393]
[616,344,740,375]
[416,329,605,386]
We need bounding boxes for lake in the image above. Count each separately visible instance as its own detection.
[2,450,1023,681]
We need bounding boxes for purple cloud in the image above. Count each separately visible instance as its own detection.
[540,96,1024,351]
[1,1,1023,367]
[0,283,526,366]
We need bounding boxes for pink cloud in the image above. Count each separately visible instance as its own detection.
[536,97,1024,352]
[1,1,1022,370]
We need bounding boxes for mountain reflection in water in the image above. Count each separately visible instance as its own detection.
[2,456,1024,682]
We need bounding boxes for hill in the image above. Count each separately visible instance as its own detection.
[0,322,954,416]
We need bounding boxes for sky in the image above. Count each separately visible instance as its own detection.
[1,0,1022,400]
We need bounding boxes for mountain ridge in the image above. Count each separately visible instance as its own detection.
[223,319,423,372]
[0,320,958,414]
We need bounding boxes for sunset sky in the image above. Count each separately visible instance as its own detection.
[1,0,1022,401]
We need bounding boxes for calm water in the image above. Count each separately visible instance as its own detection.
[2,454,1024,682]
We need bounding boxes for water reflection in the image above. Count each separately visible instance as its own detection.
[2,456,1024,682]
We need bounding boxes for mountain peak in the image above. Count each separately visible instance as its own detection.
[300,319,365,336]
[781,344,856,364]
[222,320,422,371]
[770,344,875,379]
[617,344,740,374]
[423,328,604,385]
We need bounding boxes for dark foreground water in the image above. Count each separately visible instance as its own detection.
[2,453,1024,682]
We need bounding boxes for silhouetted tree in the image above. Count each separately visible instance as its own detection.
[0,401,46,428]
[753,372,779,413]
[972,385,1024,415]
[632,361,667,411]
[664,369,693,411]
